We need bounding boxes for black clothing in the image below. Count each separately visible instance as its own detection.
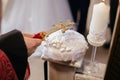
[0,30,28,80]
[68,0,90,34]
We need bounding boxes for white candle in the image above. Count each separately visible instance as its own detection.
[87,2,110,46]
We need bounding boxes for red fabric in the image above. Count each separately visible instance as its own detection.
[0,50,30,80]
[33,33,43,39]
[33,32,45,40]
[24,63,30,80]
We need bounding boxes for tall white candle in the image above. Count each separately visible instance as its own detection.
[87,2,110,46]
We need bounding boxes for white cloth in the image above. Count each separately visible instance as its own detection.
[35,30,88,67]
[1,0,73,34]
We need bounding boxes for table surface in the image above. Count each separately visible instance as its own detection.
[48,61,106,80]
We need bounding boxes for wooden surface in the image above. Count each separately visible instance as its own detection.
[104,3,120,80]
[48,62,75,80]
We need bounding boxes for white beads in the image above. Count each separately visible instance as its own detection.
[46,37,72,53]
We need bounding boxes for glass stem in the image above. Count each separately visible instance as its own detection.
[90,46,97,65]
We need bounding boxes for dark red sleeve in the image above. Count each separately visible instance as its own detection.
[0,50,18,80]
[0,30,28,80]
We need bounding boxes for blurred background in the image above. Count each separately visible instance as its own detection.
[0,0,119,80]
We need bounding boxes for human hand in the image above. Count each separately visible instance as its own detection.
[23,33,42,56]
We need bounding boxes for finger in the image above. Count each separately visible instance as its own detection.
[23,33,34,38]
[34,39,42,47]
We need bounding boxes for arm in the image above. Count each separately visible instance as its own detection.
[0,29,41,80]
[0,30,28,80]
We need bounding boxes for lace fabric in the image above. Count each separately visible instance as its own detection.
[38,30,88,67]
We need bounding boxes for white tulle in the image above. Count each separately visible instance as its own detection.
[1,0,73,34]
[36,30,88,67]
